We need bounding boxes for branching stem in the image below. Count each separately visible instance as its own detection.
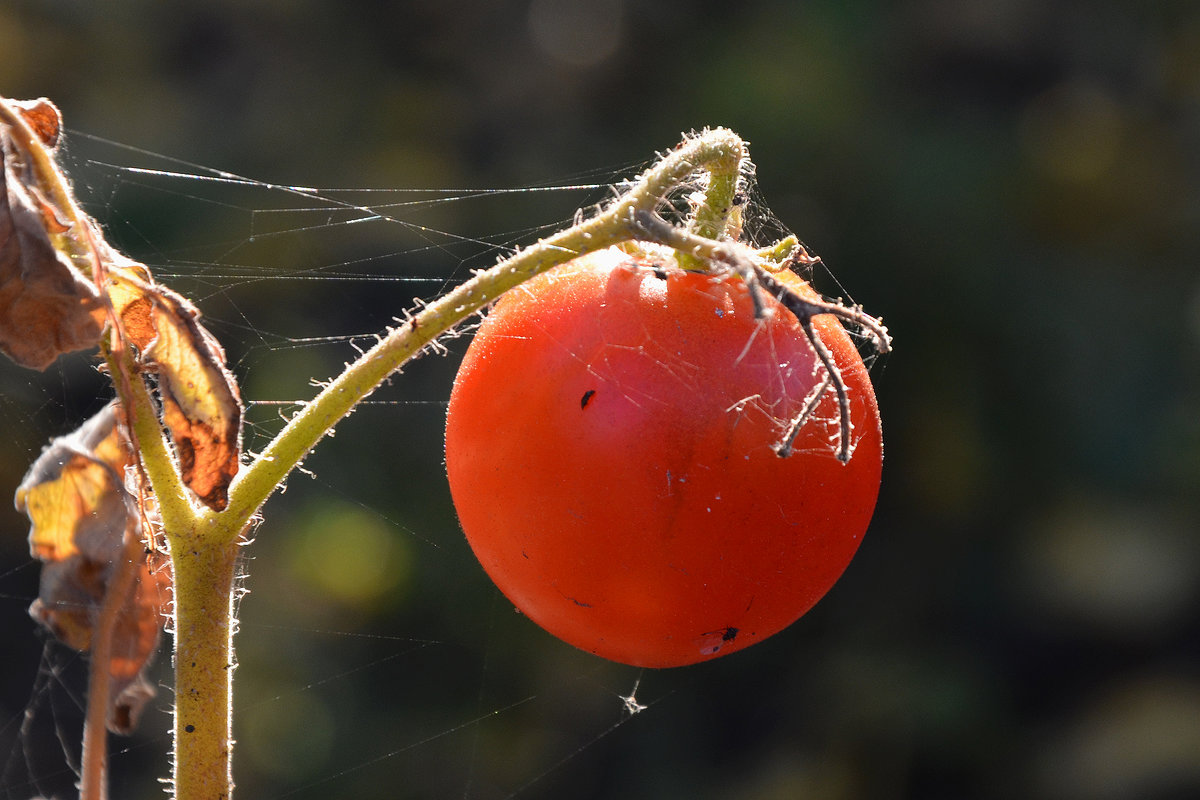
[161,128,751,800]
[631,209,891,463]
[219,128,749,535]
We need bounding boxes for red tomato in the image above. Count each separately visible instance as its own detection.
[445,245,882,667]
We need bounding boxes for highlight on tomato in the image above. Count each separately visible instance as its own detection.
[444,242,884,668]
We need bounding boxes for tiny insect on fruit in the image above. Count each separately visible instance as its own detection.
[445,243,883,668]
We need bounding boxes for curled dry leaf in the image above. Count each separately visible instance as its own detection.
[14,403,171,734]
[0,104,105,370]
[10,98,63,149]
[106,260,243,510]
[1,94,241,507]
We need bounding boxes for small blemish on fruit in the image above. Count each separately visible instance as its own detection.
[697,626,740,655]
[580,389,596,409]
[185,724,196,733]
[570,597,593,608]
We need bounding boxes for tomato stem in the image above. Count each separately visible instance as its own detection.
[674,130,746,271]
[169,527,239,800]
[221,128,753,536]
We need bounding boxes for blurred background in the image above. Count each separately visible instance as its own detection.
[1,1,1198,798]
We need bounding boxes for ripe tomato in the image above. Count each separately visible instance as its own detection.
[445,244,882,667]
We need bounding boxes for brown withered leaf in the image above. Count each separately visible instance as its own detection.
[11,98,63,149]
[0,112,105,369]
[14,403,172,734]
[105,257,156,348]
[107,261,243,510]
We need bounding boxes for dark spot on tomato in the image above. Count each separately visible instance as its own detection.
[185,724,195,733]
[580,389,596,409]
[697,626,741,655]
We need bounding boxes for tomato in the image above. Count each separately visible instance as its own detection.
[444,244,882,667]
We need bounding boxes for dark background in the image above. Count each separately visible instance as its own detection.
[2,1,1198,798]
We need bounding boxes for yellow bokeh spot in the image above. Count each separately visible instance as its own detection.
[288,502,411,609]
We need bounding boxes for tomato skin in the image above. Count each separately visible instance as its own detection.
[445,246,882,668]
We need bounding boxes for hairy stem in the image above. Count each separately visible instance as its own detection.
[220,128,749,535]
[171,130,750,800]
[104,342,195,536]
[170,526,239,800]
[676,130,745,270]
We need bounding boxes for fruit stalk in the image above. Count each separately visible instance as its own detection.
[220,128,751,535]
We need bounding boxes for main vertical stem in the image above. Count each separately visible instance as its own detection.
[169,528,239,800]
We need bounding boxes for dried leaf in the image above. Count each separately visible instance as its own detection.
[11,98,62,149]
[107,262,243,510]
[14,404,171,734]
[0,120,105,369]
[106,259,156,349]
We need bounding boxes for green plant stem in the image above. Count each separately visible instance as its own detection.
[169,526,239,800]
[169,131,748,799]
[675,129,745,271]
[102,341,242,799]
[104,343,195,536]
[66,125,748,800]
[220,127,748,536]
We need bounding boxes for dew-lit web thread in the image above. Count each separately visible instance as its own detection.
[0,623,451,799]
[238,627,442,713]
[71,143,626,366]
[81,148,608,253]
[72,133,638,310]
[74,131,624,282]
[262,697,538,800]
[74,134,633,434]
[80,149,628,389]
[107,180,593,302]
[504,676,666,800]
[0,643,84,800]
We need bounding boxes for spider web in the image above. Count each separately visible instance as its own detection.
[0,131,882,800]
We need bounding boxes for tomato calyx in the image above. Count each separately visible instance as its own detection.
[631,208,892,463]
